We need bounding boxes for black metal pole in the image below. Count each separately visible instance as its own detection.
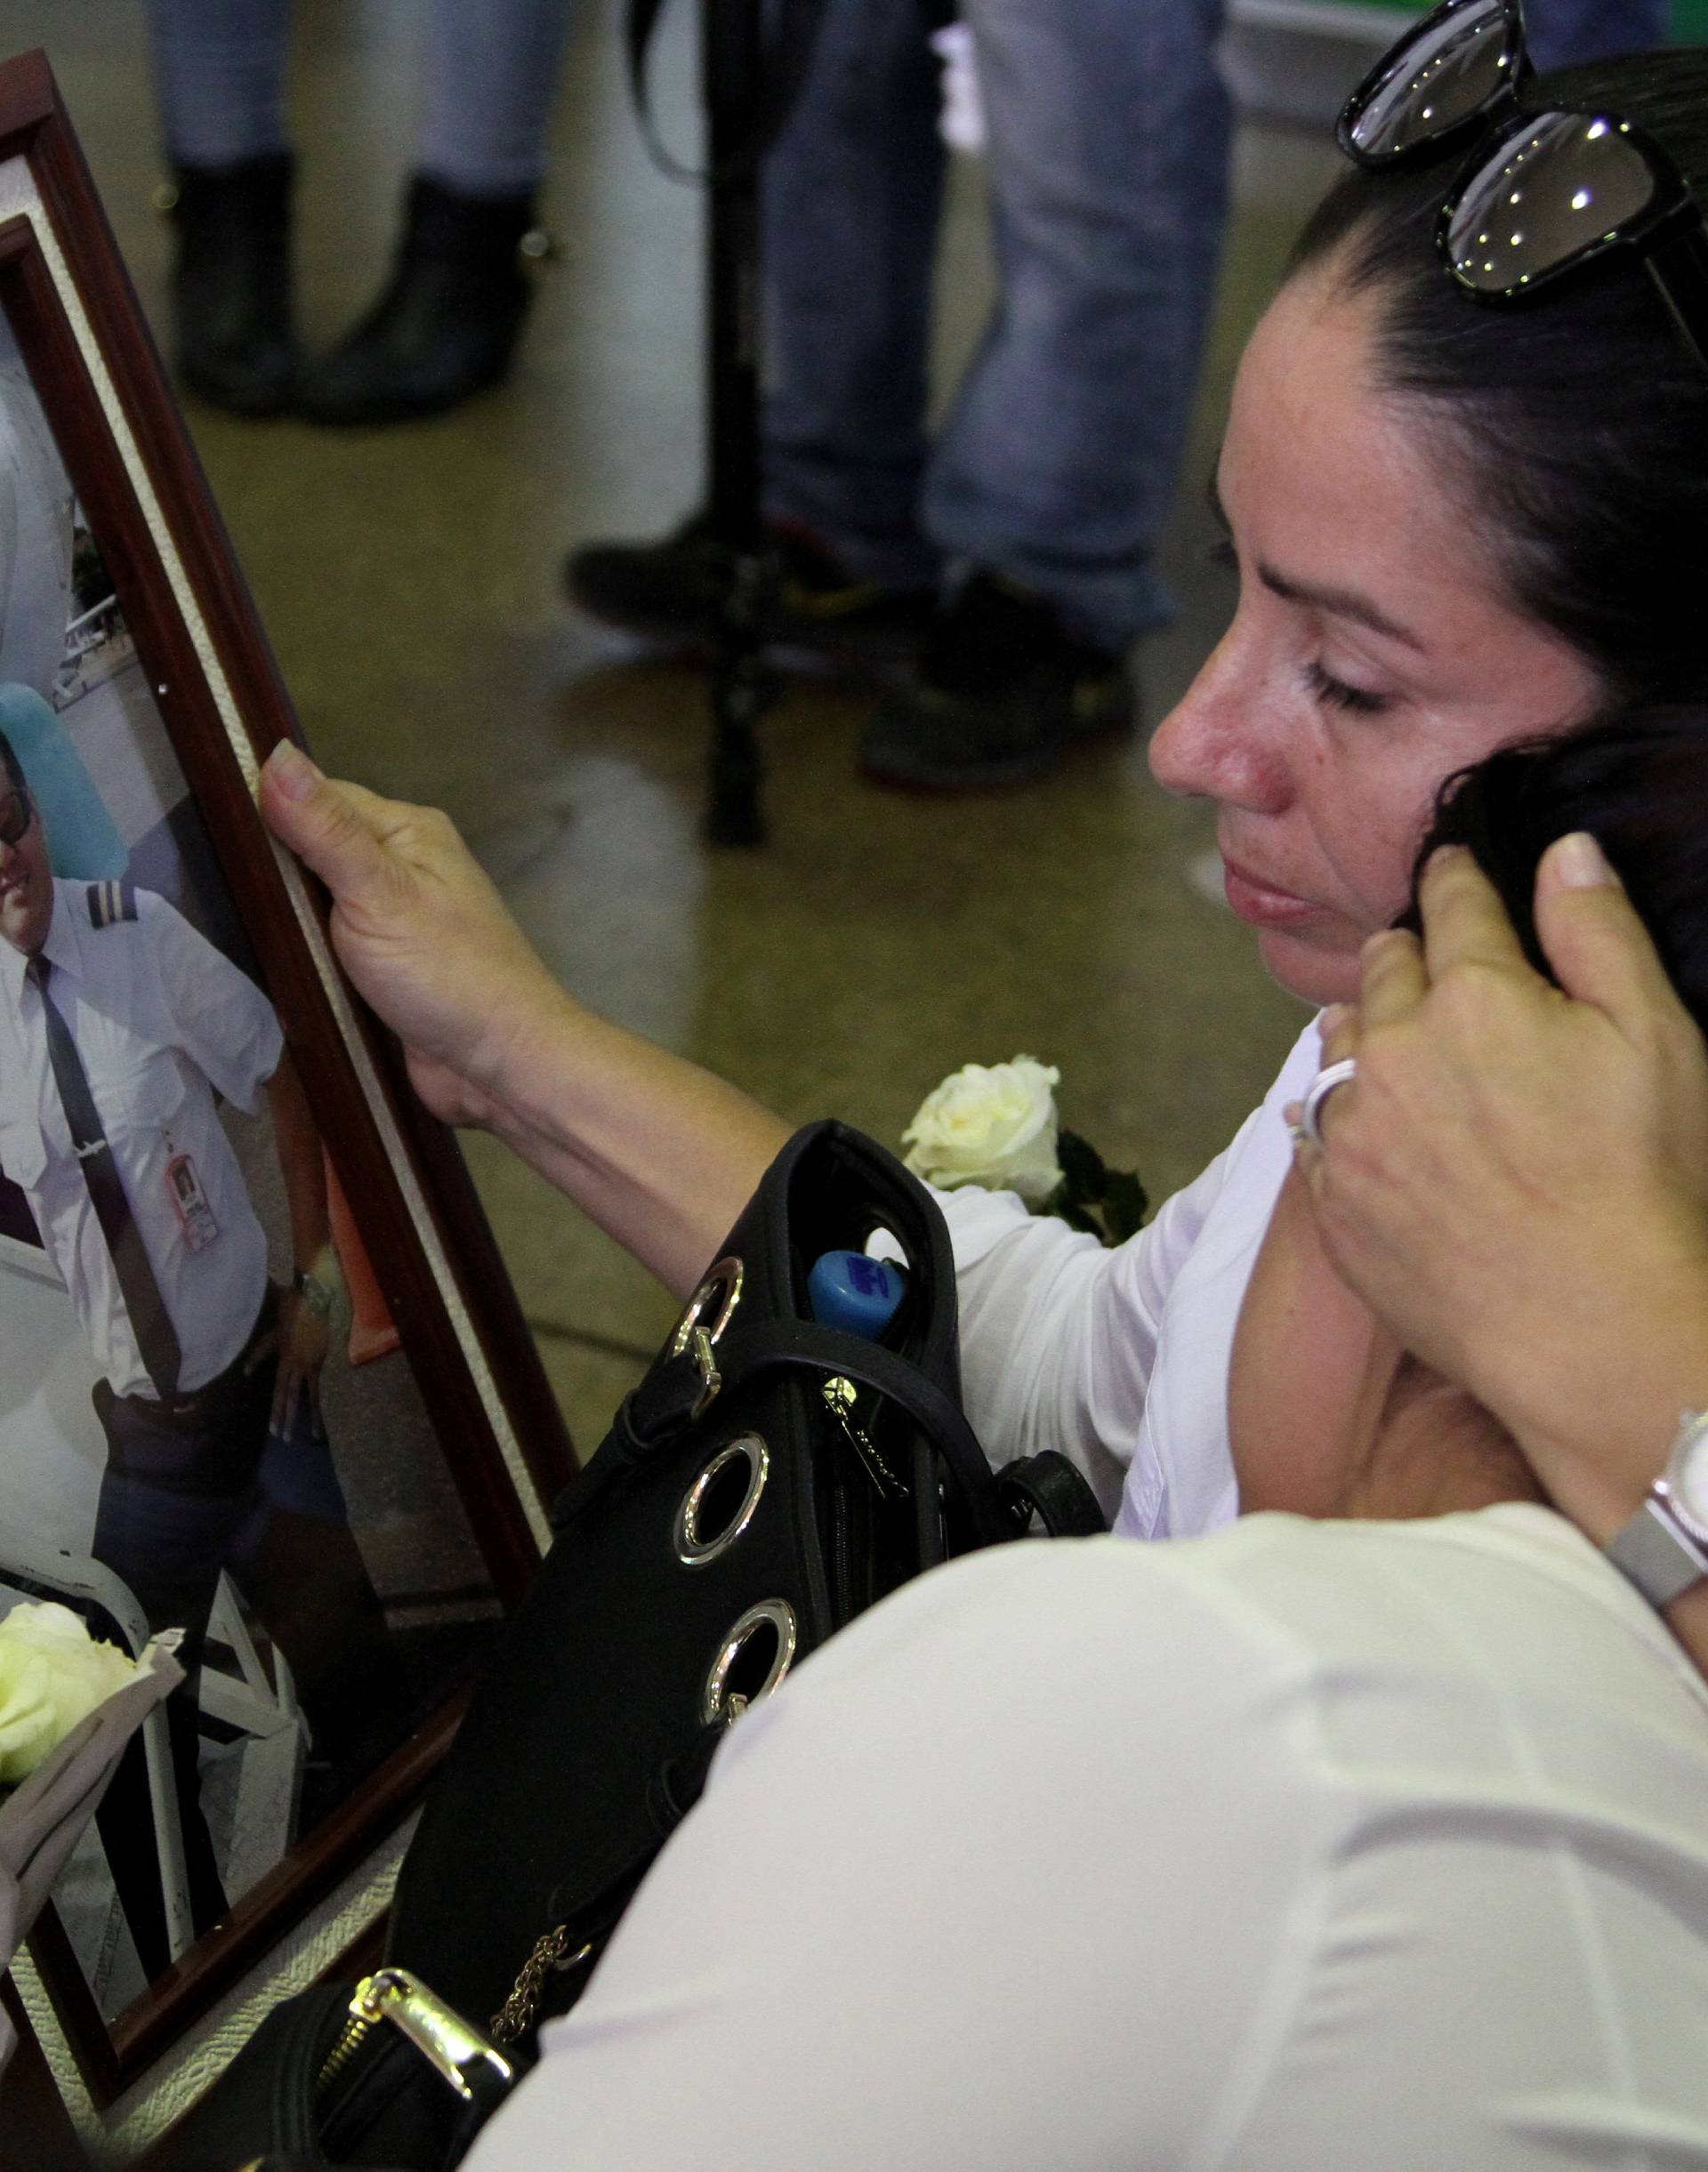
[701,0,773,847]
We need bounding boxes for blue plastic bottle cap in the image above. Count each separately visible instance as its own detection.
[808,1250,907,1339]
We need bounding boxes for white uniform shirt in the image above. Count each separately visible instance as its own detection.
[467,1507,1708,2172]
[0,881,282,1396]
[945,1018,1320,1534]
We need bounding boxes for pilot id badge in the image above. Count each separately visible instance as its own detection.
[165,1145,220,1252]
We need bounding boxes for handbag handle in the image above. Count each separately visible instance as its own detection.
[709,1327,1108,1543]
[713,1316,1007,1535]
[995,1453,1109,1539]
[560,1315,1011,1547]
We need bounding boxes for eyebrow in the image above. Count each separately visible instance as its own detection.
[1205,469,1427,655]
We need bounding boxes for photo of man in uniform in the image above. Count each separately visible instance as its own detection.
[0,723,396,1971]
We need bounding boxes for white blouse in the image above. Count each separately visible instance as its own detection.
[470,1507,1708,2172]
[945,1018,1323,1535]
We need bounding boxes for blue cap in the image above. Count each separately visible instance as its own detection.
[807,1250,907,1340]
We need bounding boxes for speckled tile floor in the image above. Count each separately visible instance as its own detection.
[0,0,1346,1453]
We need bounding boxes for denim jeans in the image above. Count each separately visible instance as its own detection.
[761,0,1233,648]
[147,0,573,195]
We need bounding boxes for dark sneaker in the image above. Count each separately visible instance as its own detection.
[860,572,1135,791]
[564,511,934,664]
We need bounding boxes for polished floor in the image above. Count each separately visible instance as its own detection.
[0,0,1344,1456]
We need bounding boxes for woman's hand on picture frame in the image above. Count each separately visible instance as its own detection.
[262,741,791,1297]
[1293,836,1708,1537]
[260,742,572,1132]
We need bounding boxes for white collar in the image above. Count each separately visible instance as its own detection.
[0,877,84,1005]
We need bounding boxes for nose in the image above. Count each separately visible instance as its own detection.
[1148,622,1292,818]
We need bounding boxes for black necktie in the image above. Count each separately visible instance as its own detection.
[26,954,182,1398]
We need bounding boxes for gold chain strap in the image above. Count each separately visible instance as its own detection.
[490,1923,594,2046]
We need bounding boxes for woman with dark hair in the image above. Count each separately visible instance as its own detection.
[223,12,1708,2156]
[254,21,1708,1552]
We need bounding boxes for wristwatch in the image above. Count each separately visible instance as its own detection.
[293,1266,337,1323]
[1603,1410,1708,1607]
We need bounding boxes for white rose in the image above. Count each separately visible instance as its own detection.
[0,1602,137,1786]
[902,1057,1063,1205]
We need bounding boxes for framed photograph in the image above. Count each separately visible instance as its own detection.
[0,48,576,2144]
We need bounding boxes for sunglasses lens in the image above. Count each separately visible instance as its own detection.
[0,792,27,847]
[1347,0,1519,161]
[1445,112,1659,292]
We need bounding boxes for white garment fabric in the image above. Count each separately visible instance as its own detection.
[944,1018,1321,1535]
[0,881,282,1396]
[468,1506,1708,2172]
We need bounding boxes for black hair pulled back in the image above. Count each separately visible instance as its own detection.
[1292,51,1708,712]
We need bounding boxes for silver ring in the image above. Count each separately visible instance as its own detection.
[1299,1058,1358,1150]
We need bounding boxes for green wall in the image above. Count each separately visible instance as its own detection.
[1315,0,1707,38]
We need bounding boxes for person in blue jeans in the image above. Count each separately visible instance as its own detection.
[569,0,1678,789]
[571,0,1234,790]
[146,0,572,424]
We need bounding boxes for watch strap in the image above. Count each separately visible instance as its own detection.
[1605,1492,1708,1608]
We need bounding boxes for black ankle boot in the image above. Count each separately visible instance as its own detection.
[165,153,298,417]
[297,176,542,427]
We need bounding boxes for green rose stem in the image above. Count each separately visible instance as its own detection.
[1046,1130,1150,1248]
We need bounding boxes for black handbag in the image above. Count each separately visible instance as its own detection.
[165,1122,1104,2172]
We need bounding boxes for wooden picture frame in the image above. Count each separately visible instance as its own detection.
[0,48,576,2145]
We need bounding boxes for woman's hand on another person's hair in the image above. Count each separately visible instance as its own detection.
[260,742,572,1130]
[1294,836,1708,1546]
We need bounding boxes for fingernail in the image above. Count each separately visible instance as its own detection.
[1551,831,1621,890]
[1426,843,1466,875]
[266,740,322,801]
[1319,1002,1351,1041]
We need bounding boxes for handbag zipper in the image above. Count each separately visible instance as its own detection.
[315,1967,516,2116]
[822,1375,906,1499]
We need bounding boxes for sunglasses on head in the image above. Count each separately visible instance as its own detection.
[0,788,32,849]
[1338,0,1708,374]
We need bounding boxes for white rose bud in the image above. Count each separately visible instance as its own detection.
[902,1057,1063,1205]
[0,1602,138,1787]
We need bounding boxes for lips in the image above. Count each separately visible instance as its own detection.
[1218,847,1321,930]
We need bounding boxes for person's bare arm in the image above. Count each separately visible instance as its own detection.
[1295,835,1708,1676]
[259,743,791,1299]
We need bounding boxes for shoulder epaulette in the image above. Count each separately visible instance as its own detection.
[85,880,137,929]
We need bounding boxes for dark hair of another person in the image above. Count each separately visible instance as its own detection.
[1402,709,1708,1033]
[0,728,25,797]
[1290,50,1708,712]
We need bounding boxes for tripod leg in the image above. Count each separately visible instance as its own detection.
[706,553,770,848]
[701,0,774,847]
